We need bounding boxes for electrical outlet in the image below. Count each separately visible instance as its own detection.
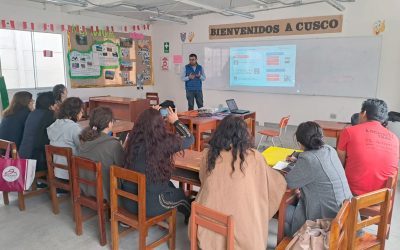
[330,113,337,119]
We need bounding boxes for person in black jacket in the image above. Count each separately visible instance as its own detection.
[19,91,56,172]
[122,106,194,223]
[0,91,34,149]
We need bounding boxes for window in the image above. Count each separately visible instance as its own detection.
[0,29,66,89]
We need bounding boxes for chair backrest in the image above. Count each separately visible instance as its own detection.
[348,188,391,250]
[244,118,253,134]
[146,92,159,105]
[278,116,290,135]
[72,156,103,204]
[0,139,17,159]
[190,202,234,250]
[329,200,351,250]
[110,166,146,224]
[385,170,398,226]
[45,145,73,179]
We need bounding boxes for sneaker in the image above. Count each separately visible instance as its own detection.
[119,222,130,228]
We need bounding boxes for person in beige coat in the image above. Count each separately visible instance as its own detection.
[192,115,287,250]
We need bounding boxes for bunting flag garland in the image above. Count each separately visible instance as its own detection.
[43,23,54,32]
[22,21,35,31]
[0,19,150,33]
[1,20,15,29]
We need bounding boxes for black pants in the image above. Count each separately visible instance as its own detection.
[186,90,203,111]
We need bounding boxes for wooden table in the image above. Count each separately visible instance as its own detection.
[172,149,202,187]
[78,119,134,137]
[178,111,256,151]
[89,96,150,123]
[315,120,350,146]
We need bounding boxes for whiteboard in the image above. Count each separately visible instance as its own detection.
[182,36,382,98]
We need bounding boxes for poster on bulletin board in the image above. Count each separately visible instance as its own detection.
[67,28,153,88]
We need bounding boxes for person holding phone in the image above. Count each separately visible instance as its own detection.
[181,53,206,111]
[122,106,194,223]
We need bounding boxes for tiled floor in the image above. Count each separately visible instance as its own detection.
[0,124,399,249]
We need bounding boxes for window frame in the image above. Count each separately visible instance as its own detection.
[0,29,67,90]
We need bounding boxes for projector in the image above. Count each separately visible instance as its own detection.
[198,108,216,117]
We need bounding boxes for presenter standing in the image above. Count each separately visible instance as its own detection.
[181,54,206,110]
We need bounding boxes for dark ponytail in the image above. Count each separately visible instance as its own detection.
[80,107,114,142]
[295,121,324,150]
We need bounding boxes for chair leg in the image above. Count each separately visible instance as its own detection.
[111,215,119,250]
[271,137,276,146]
[139,227,147,250]
[257,135,265,150]
[74,202,83,236]
[3,192,9,205]
[98,207,107,246]
[278,137,283,147]
[49,181,59,214]
[169,209,177,250]
[18,192,25,211]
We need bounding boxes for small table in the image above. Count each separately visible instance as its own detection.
[314,120,350,146]
[89,96,150,122]
[78,119,134,137]
[172,149,202,187]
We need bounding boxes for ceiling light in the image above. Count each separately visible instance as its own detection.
[174,0,228,14]
[326,0,345,11]
[222,9,255,19]
[149,16,187,25]
[46,0,88,7]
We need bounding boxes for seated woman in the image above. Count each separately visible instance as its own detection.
[52,84,68,113]
[122,107,194,222]
[47,97,84,180]
[19,91,56,172]
[0,91,34,149]
[78,107,124,201]
[285,121,352,236]
[194,115,287,250]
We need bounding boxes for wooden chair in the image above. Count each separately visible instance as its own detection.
[45,145,73,216]
[1,139,48,211]
[110,165,176,250]
[348,188,391,250]
[190,202,234,250]
[146,92,159,106]
[276,200,351,250]
[276,189,298,244]
[72,156,108,246]
[257,115,290,150]
[360,171,398,239]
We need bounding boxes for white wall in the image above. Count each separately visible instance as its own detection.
[152,0,400,125]
[0,0,154,100]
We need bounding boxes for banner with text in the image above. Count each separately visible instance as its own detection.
[209,15,343,40]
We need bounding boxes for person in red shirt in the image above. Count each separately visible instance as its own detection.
[337,99,399,195]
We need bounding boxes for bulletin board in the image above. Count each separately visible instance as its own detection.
[67,29,153,88]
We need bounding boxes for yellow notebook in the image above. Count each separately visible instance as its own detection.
[262,146,302,166]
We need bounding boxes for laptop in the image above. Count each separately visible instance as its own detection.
[226,99,249,114]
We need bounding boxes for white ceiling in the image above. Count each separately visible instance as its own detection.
[28,0,354,24]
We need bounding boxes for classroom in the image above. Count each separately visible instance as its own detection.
[0,0,399,249]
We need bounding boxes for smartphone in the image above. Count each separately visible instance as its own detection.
[160,108,168,117]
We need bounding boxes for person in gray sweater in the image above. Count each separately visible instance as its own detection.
[284,121,352,236]
[78,107,124,201]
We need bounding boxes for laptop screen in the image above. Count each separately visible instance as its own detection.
[226,99,238,111]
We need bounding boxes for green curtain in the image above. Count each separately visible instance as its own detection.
[0,76,9,109]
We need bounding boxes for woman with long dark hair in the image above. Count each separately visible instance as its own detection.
[122,107,194,222]
[47,97,84,179]
[78,107,124,201]
[194,115,287,249]
[19,91,56,171]
[284,121,352,236]
[0,91,34,148]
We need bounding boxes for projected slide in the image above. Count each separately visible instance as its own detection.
[230,45,296,87]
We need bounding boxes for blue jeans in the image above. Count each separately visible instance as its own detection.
[186,90,203,111]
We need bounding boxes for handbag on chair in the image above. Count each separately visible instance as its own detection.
[285,219,331,250]
[0,145,36,192]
